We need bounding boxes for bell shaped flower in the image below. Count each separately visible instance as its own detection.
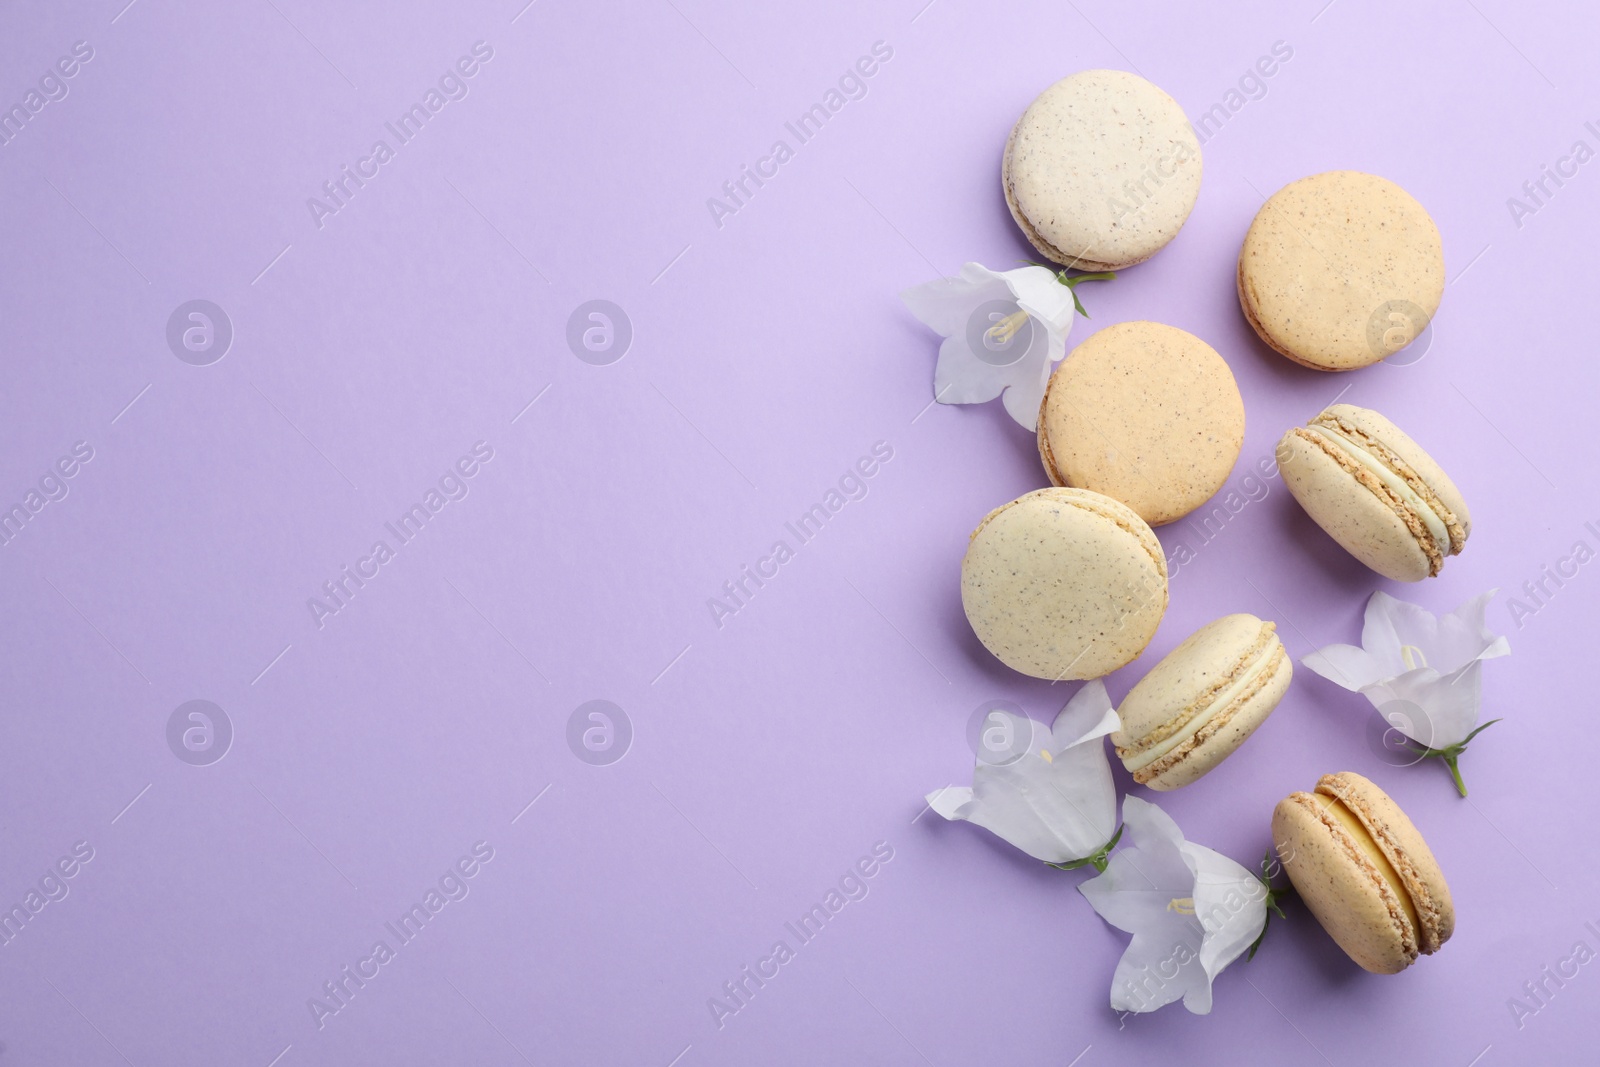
[925,680,1119,866]
[1079,796,1273,1016]
[901,263,1108,430]
[1303,590,1511,795]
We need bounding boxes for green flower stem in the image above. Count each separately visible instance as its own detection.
[1045,823,1123,874]
[1405,718,1502,797]
[1021,262,1117,317]
[1247,850,1294,962]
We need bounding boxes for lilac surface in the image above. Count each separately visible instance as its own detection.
[0,0,1594,1064]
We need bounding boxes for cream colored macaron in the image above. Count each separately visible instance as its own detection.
[1003,70,1201,271]
[1037,321,1244,526]
[1238,171,1444,370]
[1112,614,1290,790]
[1277,404,1470,581]
[1272,772,1455,974]
[961,488,1167,680]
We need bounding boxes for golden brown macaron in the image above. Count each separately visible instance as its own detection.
[1277,403,1470,581]
[1037,321,1245,526]
[1238,171,1444,371]
[1272,772,1454,974]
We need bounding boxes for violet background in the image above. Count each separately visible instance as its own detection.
[0,0,1594,1064]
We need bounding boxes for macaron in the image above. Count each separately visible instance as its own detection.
[1277,403,1470,581]
[1111,614,1291,789]
[1003,70,1201,271]
[1237,171,1444,371]
[1037,321,1244,526]
[961,487,1167,680]
[1272,772,1454,974]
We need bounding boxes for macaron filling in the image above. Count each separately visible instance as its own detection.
[1119,626,1280,775]
[1309,792,1421,940]
[1303,422,1454,558]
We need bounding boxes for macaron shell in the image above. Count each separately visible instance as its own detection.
[1277,427,1435,582]
[1141,641,1290,791]
[1113,613,1290,790]
[1318,772,1455,954]
[1322,404,1471,540]
[1271,794,1416,974]
[1238,171,1444,371]
[1037,322,1245,526]
[960,488,1167,680]
[1004,70,1201,271]
[1002,122,1122,273]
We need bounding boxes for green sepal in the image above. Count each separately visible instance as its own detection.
[1246,850,1294,962]
[1021,262,1117,318]
[1403,718,1502,797]
[1045,823,1124,874]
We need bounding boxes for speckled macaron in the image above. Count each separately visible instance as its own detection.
[1272,772,1454,974]
[961,487,1167,680]
[1112,614,1291,790]
[1277,403,1470,581]
[1003,70,1202,271]
[1238,171,1444,370]
[1038,321,1244,526]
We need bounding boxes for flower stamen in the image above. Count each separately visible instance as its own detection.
[1400,644,1428,670]
[1166,897,1196,915]
[985,310,1030,345]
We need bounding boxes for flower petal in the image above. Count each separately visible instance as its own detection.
[927,703,1118,864]
[1082,797,1248,1015]
[899,268,994,335]
[904,263,1076,432]
[1301,642,1386,691]
[1105,920,1207,1014]
[1302,590,1515,748]
[1181,841,1267,1011]
[925,785,974,820]
[1359,591,1411,678]
[998,346,1052,430]
[1050,679,1120,750]
[1079,796,1191,931]
[1368,663,1481,747]
[932,335,1007,404]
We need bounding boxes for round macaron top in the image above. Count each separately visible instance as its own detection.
[1238,171,1444,371]
[1038,321,1245,526]
[1003,70,1202,272]
[1111,613,1290,789]
[1271,771,1454,974]
[1277,403,1469,581]
[960,487,1167,680]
